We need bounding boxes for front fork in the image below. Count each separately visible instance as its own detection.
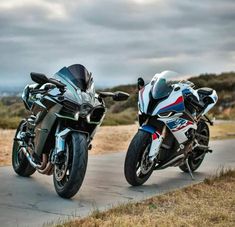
[139,125,166,161]
[53,123,90,163]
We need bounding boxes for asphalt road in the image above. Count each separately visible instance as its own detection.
[0,139,235,227]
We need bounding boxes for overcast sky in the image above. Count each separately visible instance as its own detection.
[0,0,234,89]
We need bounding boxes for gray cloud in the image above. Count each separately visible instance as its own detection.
[0,0,234,89]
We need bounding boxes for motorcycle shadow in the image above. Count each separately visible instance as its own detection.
[127,171,208,195]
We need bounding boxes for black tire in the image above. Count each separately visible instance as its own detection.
[179,121,209,173]
[12,120,36,177]
[124,130,154,186]
[53,132,88,199]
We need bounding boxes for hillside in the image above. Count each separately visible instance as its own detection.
[0,72,234,128]
[103,72,235,125]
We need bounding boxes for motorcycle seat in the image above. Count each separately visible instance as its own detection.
[197,87,213,96]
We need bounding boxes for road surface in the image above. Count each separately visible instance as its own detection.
[0,139,234,227]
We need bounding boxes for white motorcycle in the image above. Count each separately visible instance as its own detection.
[124,71,218,186]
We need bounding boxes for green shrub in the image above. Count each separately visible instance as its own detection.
[0,72,235,129]
[0,116,21,129]
[102,108,137,126]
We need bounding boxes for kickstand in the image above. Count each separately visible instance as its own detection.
[185,158,195,180]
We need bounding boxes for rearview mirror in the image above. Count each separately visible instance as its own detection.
[48,78,66,90]
[137,77,145,90]
[113,91,129,101]
[30,72,49,85]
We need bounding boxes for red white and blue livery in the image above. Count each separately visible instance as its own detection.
[124,71,218,186]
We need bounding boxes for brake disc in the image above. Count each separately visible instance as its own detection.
[140,145,154,175]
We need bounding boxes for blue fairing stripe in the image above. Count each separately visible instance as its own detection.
[182,88,190,95]
[139,125,156,134]
[158,102,185,114]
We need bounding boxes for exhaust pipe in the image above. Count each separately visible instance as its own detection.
[161,154,185,168]
[21,147,39,169]
[20,147,48,170]
[155,154,185,170]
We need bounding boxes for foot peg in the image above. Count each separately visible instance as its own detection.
[185,158,195,180]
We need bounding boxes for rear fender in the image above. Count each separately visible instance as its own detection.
[139,125,163,160]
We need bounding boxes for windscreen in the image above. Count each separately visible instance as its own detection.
[55,64,91,91]
[54,64,96,106]
[151,71,179,99]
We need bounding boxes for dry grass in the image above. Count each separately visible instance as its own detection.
[58,169,235,227]
[1,121,235,166]
[209,122,235,140]
[90,124,138,155]
[0,125,138,166]
[0,129,14,166]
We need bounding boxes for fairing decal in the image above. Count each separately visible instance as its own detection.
[140,125,161,139]
[140,124,162,159]
[158,96,184,114]
[152,132,159,140]
[140,125,156,134]
[161,117,197,143]
[167,118,193,132]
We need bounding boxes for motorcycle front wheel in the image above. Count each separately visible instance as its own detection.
[124,130,154,186]
[53,132,88,199]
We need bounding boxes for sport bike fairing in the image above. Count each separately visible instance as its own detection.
[22,65,103,156]
[138,71,217,159]
[139,71,199,116]
[198,89,218,116]
[54,65,98,108]
[14,64,130,198]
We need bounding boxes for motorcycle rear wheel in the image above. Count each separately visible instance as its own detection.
[12,120,36,177]
[124,130,154,186]
[53,132,88,199]
[179,121,209,172]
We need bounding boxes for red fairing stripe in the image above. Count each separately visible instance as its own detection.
[152,133,158,140]
[172,121,193,132]
[152,131,161,140]
[161,96,183,110]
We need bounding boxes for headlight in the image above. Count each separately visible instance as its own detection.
[74,111,79,120]
[79,103,93,117]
